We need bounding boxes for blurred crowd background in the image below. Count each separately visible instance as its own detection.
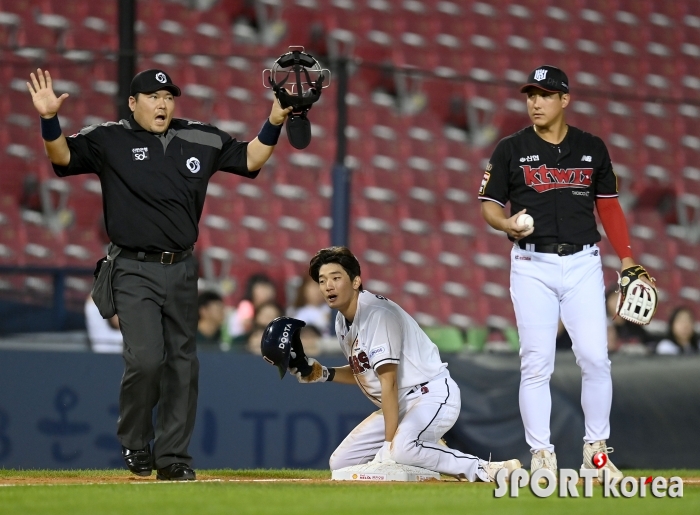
[0,0,698,357]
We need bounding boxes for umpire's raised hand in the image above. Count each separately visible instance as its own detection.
[27,68,70,166]
[27,68,69,119]
[268,93,293,126]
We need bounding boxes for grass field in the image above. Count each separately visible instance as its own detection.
[0,469,698,515]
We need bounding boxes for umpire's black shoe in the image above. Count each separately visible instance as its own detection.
[156,463,196,481]
[122,445,153,476]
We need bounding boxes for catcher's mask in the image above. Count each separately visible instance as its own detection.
[263,47,330,150]
[260,316,306,378]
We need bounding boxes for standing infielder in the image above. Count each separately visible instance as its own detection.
[478,65,657,479]
[262,247,521,481]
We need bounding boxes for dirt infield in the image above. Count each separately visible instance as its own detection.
[0,473,326,486]
[1,472,699,487]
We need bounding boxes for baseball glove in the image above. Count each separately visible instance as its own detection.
[616,265,658,325]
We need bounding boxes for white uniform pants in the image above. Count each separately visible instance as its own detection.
[329,375,489,481]
[510,244,611,453]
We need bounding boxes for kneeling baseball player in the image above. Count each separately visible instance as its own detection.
[262,246,521,481]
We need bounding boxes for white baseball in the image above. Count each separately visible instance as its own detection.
[516,214,534,230]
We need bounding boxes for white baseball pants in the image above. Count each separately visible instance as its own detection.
[510,244,611,453]
[329,374,490,481]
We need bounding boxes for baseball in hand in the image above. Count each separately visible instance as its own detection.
[516,214,534,230]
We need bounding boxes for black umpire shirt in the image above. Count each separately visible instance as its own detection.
[478,125,619,245]
[53,116,255,252]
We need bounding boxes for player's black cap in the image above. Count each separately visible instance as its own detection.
[520,65,569,94]
[130,69,181,97]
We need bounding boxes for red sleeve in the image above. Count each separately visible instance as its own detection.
[595,197,632,260]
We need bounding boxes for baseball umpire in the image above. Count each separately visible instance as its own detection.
[27,68,291,480]
[478,65,657,480]
[262,247,522,481]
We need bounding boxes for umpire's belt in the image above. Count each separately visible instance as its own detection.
[518,242,592,256]
[118,247,193,265]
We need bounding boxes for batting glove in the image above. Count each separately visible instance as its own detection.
[291,358,330,383]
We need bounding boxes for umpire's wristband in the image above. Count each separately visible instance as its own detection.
[40,115,62,142]
[326,367,335,382]
[257,118,282,146]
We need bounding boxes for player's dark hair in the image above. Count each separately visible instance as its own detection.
[308,246,363,290]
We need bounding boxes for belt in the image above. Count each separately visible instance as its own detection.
[408,382,429,395]
[119,247,193,265]
[518,242,592,256]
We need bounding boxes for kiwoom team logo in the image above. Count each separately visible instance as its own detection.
[494,468,683,499]
[186,157,201,173]
[155,72,167,83]
[521,165,593,193]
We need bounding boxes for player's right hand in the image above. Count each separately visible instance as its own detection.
[27,68,69,119]
[291,358,330,383]
[371,441,395,464]
[503,209,535,240]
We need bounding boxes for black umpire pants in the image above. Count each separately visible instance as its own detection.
[111,251,199,469]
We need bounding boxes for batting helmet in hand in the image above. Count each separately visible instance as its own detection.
[260,316,306,378]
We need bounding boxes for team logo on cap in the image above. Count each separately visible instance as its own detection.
[155,72,167,83]
[534,69,548,81]
[186,157,200,173]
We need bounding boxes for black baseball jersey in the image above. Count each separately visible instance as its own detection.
[478,125,618,245]
[53,116,255,252]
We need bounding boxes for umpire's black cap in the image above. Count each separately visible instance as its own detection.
[130,69,181,97]
[520,65,569,94]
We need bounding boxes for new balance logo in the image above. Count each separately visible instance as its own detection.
[581,155,592,162]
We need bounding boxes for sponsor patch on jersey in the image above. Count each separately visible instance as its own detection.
[519,154,540,163]
[521,165,593,193]
[515,255,531,261]
[369,346,386,359]
[572,190,589,196]
[132,147,150,161]
[479,171,491,196]
[186,157,201,173]
[581,155,592,162]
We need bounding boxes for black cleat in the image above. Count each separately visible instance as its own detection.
[156,463,196,481]
[122,445,153,477]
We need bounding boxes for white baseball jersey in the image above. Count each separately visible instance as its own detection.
[335,290,447,408]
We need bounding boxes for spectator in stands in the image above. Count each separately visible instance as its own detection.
[228,273,277,338]
[605,286,652,354]
[28,67,291,481]
[85,295,123,353]
[196,291,226,350]
[656,307,699,355]
[233,300,284,354]
[291,275,331,336]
